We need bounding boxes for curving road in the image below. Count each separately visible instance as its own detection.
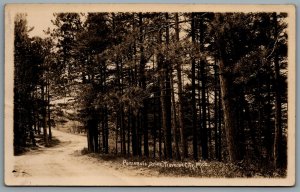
[9,129,136,185]
[8,129,205,186]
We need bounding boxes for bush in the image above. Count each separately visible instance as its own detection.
[81,147,89,155]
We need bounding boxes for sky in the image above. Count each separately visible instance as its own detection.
[26,12,55,38]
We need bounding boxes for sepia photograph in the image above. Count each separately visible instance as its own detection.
[4,4,296,186]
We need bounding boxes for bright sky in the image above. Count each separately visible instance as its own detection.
[26,12,55,38]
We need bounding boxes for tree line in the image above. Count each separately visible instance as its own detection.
[14,12,288,171]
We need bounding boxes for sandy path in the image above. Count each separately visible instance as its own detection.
[10,129,132,185]
[8,129,207,186]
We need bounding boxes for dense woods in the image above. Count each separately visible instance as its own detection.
[14,12,288,174]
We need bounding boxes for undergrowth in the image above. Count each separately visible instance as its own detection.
[80,148,286,178]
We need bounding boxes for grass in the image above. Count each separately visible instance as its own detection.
[80,148,286,178]
[14,134,61,156]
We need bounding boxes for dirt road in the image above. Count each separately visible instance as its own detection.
[7,129,205,186]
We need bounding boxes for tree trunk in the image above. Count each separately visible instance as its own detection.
[272,12,283,169]
[218,58,242,162]
[88,117,98,153]
[265,69,273,161]
[132,112,138,156]
[103,62,109,154]
[158,93,162,160]
[101,109,105,153]
[214,63,220,160]
[163,13,173,159]
[137,112,142,156]
[139,13,149,157]
[131,15,138,156]
[127,108,131,155]
[41,85,49,147]
[191,13,198,161]
[170,71,181,160]
[29,102,36,146]
[153,103,157,158]
[207,90,212,159]
[199,16,208,159]
[218,86,222,161]
[175,13,188,159]
[121,106,126,155]
[115,114,119,154]
[47,79,52,140]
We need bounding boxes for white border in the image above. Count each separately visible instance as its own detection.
[4,4,296,186]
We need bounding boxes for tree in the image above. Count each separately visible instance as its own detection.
[271,12,287,169]
[14,14,35,152]
[174,13,188,159]
[14,14,52,152]
[211,13,253,162]
[190,13,198,161]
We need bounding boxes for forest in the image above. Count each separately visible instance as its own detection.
[13,12,288,177]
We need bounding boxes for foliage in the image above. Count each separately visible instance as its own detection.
[14,12,288,175]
